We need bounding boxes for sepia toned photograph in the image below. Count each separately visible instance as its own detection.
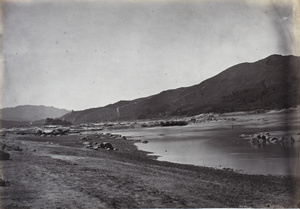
[0,0,299,208]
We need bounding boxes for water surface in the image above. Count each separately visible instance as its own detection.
[112,111,300,176]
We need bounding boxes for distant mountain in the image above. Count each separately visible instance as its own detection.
[0,105,70,122]
[62,54,300,124]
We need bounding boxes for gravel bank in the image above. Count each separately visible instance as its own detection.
[0,133,298,208]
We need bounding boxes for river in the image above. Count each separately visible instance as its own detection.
[111,110,300,176]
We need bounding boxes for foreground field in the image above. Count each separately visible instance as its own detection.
[0,133,299,208]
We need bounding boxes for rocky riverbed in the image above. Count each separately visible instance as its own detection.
[0,131,299,208]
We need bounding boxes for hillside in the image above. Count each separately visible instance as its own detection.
[0,105,70,122]
[0,119,31,129]
[62,54,300,124]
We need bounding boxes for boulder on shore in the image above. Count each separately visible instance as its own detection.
[0,179,6,186]
[100,142,114,150]
[0,150,10,160]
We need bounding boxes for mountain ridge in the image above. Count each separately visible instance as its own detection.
[61,54,300,124]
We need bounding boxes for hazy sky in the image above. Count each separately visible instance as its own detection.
[1,0,299,110]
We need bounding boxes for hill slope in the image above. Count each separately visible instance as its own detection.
[62,54,300,124]
[0,105,70,122]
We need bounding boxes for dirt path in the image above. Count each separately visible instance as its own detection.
[0,134,298,208]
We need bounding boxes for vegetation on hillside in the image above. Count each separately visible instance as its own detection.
[44,118,72,126]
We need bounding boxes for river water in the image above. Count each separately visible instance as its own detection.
[110,110,300,176]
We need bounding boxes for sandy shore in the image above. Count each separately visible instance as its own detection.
[0,133,299,208]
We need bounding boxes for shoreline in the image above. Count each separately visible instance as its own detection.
[0,133,299,208]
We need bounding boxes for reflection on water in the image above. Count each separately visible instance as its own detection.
[112,111,300,176]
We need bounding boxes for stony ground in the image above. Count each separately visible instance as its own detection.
[0,133,299,208]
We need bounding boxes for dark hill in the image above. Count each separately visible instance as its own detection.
[0,105,70,122]
[62,54,300,124]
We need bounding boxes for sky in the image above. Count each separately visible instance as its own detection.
[1,0,299,111]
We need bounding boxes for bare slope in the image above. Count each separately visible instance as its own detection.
[62,54,300,124]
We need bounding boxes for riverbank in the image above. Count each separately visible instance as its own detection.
[0,133,299,208]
